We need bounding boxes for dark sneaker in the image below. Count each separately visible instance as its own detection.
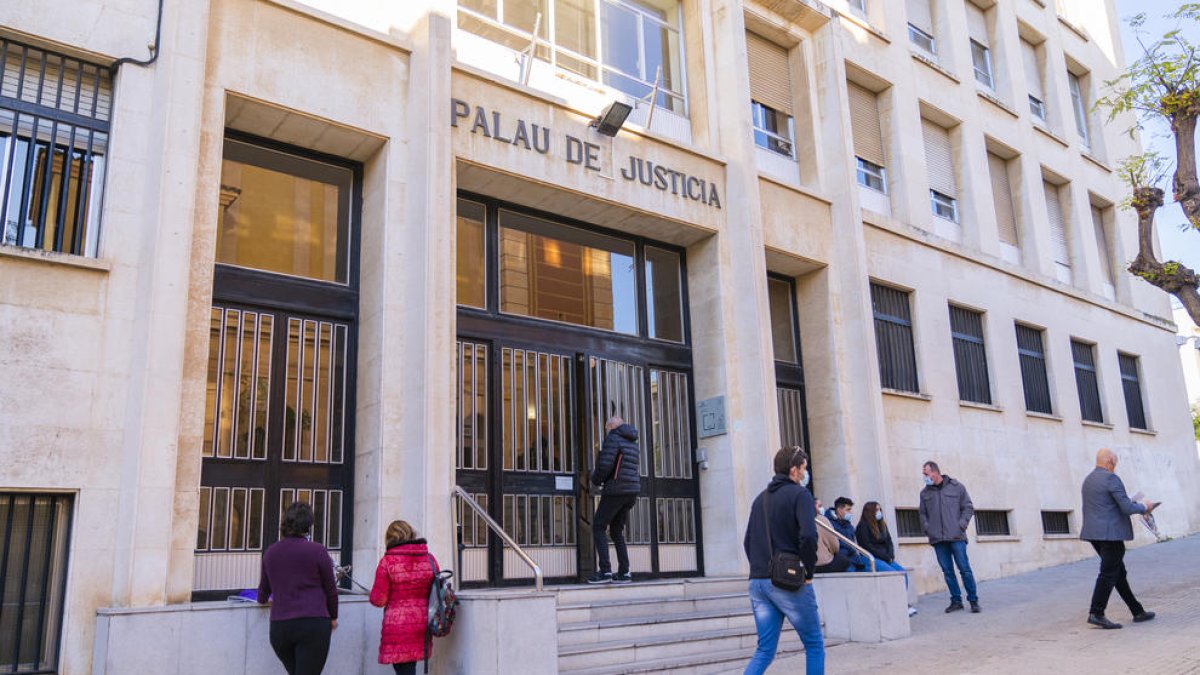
[1132,611,1156,623]
[612,573,633,584]
[970,602,981,613]
[586,572,613,585]
[945,601,964,613]
[1087,613,1122,629]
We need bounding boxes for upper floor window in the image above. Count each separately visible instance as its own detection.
[966,3,993,89]
[907,0,936,55]
[848,0,868,16]
[1021,39,1047,122]
[1071,339,1103,423]
[1090,203,1116,291]
[949,305,991,404]
[458,0,686,114]
[848,82,887,193]
[1068,70,1090,147]
[747,33,795,158]
[988,152,1020,251]
[922,118,958,223]
[1118,353,1147,430]
[768,276,799,364]
[1,39,111,257]
[1043,180,1071,281]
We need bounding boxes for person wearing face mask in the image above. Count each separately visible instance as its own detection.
[1080,447,1160,629]
[855,501,918,616]
[823,498,869,572]
[919,461,980,614]
[742,447,824,675]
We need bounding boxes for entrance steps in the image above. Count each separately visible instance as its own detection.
[555,576,823,674]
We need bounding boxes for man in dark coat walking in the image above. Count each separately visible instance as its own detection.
[1081,447,1159,629]
[588,416,640,584]
[919,461,980,613]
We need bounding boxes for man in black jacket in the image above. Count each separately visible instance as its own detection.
[587,416,641,584]
[742,447,824,675]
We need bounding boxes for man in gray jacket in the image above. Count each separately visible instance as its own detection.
[919,461,979,613]
[1081,447,1159,629]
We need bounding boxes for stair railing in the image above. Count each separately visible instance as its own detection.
[816,517,877,573]
[453,485,544,592]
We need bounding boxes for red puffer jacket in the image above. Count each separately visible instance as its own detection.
[369,540,436,664]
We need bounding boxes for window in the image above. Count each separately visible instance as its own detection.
[1021,39,1046,121]
[1041,510,1071,535]
[645,246,684,342]
[849,0,868,14]
[0,493,72,674]
[848,82,887,193]
[499,209,639,334]
[771,275,808,450]
[768,277,799,363]
[1071,339,1104,423]
[1091,204,1115,287]
[1,39,111,256]
[1044,181,1071,279]
[218,140,353,283]
[1068,71,1090,147]
[1119,353,1147,430]
[950,305,991,404]
[1016,323,1053,414]
[988,153,1019,249]
[966,3,993,88]
[747,33,795,158]
[974,510,1011,536]
[895,508,924,537]
[458,0,686,114]
[907,0,936,54]
[871,282,919,392]
[457,198,487,308]
[922,119,958,223]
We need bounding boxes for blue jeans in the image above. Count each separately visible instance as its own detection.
[932,541,977,603]
[871,559,909,588]
[744,578,824,675]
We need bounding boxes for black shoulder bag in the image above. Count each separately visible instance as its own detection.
[763,489,806,591]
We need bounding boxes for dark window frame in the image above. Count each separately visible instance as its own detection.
[895,508,924,538]
[769,273,811,462]
[1016,322,1053,414]
[949,304,991,404]
[1041,510,1071,536]
[870,282,920,393]
[1071,338,1104,423]
[974,510,1011,536]
[1118,352,1148,430]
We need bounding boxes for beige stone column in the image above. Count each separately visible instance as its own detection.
[109,0,213,610]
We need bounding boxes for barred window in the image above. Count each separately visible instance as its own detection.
[0,493,72,674]
[1016,323,1052,414]
[1118,353,1147,430]
[1041,510,1070,536]
[871,282,919,393]
[1071,339,1103,423]
[895,508,923,538]
[949,305,990,404]
[1,39,111,256]
[974,510,1010,536]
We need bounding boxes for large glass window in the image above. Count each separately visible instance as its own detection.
[458,0,685,113]
[645,245,683,342]
[768,277,798,364]
[1,39,110,257]
[457,198,487,308]
[217,140,352,283]
[499,209,638,334]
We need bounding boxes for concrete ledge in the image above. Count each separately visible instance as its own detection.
[811,572,910,643]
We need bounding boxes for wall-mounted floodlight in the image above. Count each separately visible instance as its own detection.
[590,101,633,137]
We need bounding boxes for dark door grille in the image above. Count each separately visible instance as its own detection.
[0,493,72,675]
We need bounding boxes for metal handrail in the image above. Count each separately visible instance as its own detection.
[453,486,544,592]
[816,517,877,573]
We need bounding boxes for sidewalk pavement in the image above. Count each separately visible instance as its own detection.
[741,534,1200,674]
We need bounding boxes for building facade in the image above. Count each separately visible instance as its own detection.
[1,0,1199,672]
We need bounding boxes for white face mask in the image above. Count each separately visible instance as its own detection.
[923,475,934,486]
[800,470,810,487]
[874,510,884,521]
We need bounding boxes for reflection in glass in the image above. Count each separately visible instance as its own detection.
[768,278,798,363]
[216,142,350,283]
[645,246,683,342]
[457,199,487,308]
[499,210,637,334]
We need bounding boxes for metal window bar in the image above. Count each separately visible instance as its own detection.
[816,517,876,572]
[454,486,543,591]
[1071,340,1103,422]
[895,508,923,538]
[1041,511,1070,536]
[950,306,991,404]
[0,493,72,674]
[871,283,919,392]
[974,510,1011,536]
[1016,324,1052,414]
[1118,353,1147,430]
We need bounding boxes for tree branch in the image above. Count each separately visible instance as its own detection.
[1127,185,1200,325]
[1173,110,1200,229]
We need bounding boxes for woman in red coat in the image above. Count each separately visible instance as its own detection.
[369,520,436,674]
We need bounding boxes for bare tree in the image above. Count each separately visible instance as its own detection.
[1097,4,1200,322]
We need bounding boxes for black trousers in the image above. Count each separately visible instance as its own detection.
[593,493,638,574]
[814,552,851,575]
[269,617,332,675]
[393,662,416,675]
[1089,540,1144,617]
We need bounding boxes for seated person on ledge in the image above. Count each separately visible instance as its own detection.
[825,497,870,572]
[814,500,852,574]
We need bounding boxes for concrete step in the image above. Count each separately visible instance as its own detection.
[556,591,751,624]
[558,641,812,675]
[556,625,805,672]
[554,576,748,605]
[558,607,758,646]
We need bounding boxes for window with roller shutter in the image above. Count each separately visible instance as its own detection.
[1091,205,1115,285]
[907,0,936,54]
[988,153,1019,247]
[922,119,958,222]
[1022,39,1047,121]
[967,3,994,88]
[746,32,795,158]
[1044,181,1071,273]
[848,82,887,192]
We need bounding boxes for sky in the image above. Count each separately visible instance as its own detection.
[1113,0,1200,280]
